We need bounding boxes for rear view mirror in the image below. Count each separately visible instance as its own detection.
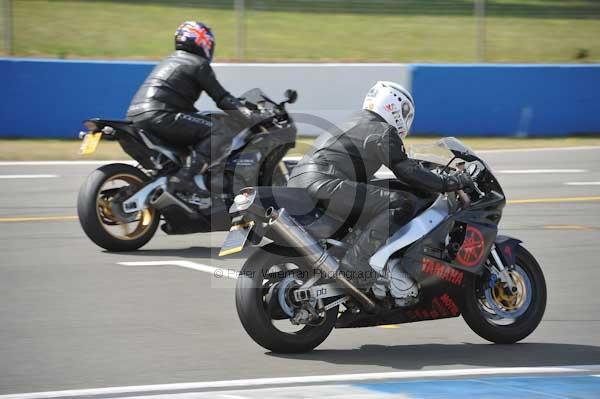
[284,89,298,104]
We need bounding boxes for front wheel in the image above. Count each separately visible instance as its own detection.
[259,148,292,187]
[235,246,339,353]
[77,163,160,251]
[462,245,546,344]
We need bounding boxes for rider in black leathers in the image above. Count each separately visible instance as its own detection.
[127,21,259,194]
[288,81,472,288]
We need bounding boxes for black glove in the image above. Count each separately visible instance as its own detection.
[218,95,264,127]
[444,171,474,192]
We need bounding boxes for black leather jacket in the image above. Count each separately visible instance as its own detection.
[127,50,230,117]
[293,110,459,193]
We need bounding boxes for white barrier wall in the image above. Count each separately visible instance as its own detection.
[3,59,598,138]
[198,63,411,136]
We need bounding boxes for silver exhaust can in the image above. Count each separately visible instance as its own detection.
[266,207,377,312]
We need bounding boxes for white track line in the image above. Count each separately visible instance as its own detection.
[0,146,599,166]
[478,145,600,154]
[1,365,599,399]
[118,260,239,279]
[376,168,590,179]
[564,182,600,186]
[497,169,588,174]
[214,63,408,67]
[0,174,59,179]
[0,160,135,166]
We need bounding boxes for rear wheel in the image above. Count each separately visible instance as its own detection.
[77,163,160,251]
[235,246,338,353]
[462,245,546,343]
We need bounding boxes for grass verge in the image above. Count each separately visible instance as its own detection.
[6,0,600,63]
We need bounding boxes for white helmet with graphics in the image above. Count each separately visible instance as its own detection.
[363,81,415,139]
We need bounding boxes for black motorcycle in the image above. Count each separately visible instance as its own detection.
[220,137,546,353]
[77,88,298,251]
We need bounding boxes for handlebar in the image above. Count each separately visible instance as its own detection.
[239,88,297,132]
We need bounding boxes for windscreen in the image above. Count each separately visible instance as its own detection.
[408,137,489,171]
[240,88,265,104]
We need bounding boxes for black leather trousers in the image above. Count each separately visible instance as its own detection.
[288,165,417,288]
[131,111,228,175]
[132,111,213,146]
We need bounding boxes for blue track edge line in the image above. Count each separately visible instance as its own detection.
[356,375,600,399]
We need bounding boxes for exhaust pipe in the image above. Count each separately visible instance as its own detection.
[266,207,377,313]
[149,188,196,216]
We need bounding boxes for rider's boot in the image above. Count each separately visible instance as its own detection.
[168,150,209,196]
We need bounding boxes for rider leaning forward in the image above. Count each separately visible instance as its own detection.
[127,21,262,195]
[288,81,474,288]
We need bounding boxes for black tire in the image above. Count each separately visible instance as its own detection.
[235,245,338,353]
[462,245,546,344]
[77,163,160,251]
[259,150,290,187]
[269,166,288,187]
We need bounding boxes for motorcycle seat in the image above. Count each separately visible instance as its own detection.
[88,118,182,151]
[93,118,133,125]
[251,187,343,239]
[87,118,134,133]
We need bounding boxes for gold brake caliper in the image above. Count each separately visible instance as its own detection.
[491,271,526,311]
[98,197,116,221]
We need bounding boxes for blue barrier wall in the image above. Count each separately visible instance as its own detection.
[411,64,600,137]
[0,58,154,138]
[1,58,599,138]
[0,58,411,138]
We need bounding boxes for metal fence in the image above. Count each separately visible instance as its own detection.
[2,0,600,62]
[1,0,11,55]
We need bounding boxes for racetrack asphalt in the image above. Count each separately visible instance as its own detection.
[0,147,599,395]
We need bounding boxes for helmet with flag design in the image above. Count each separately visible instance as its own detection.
[175,21,216,62]
[363,81,415,139]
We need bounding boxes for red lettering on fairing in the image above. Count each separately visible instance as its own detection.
[406,294,460,321]
[440,293,460,316]
[422,258,464,285]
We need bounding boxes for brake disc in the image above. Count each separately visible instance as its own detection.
[276,276,301,318]
[484,265,532,319]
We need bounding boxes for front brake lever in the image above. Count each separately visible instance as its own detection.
[472,181,485,197]
[457,189,471,208]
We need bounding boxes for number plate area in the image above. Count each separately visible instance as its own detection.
[219,221,254,256]
[80,132,102,155]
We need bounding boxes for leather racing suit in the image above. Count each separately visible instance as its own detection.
[127,50,254,190]
[288,110,467,288]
